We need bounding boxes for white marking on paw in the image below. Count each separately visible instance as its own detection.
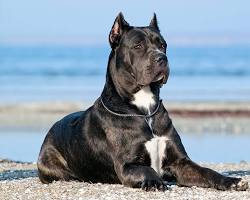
[131,86,155,113]
[145,136,169,175]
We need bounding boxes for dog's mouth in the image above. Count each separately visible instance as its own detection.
[152,72,167,85]
[135,69,169,88]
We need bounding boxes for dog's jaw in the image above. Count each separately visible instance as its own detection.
[131,86,156,114]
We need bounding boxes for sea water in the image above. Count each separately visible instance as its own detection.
[1,45,250,103]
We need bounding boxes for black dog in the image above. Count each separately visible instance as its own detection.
[37,13,248,191]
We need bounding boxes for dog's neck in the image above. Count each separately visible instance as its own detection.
[101,71,160,115]
[131,86,156,114]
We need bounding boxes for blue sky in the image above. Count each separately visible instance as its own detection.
[1,0,250,44]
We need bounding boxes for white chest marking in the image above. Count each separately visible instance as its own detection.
[131,86,155,113]
[132,86,155,133]
[145,136,169,175]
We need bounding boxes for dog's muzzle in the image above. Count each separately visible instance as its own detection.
[151,54,169,85]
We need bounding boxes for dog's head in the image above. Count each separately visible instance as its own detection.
[108,13,169,98]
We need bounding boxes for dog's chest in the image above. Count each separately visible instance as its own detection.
[132,86,168,175]
[131,86,155,132]
[145,136,169,175]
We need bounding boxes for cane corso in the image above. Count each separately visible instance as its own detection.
[37,13,248,191]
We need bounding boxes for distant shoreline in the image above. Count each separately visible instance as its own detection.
[1,101,250,134]
[1,100,250,116]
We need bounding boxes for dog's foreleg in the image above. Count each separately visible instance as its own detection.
[114,162,168,191]
[161,127,248,191]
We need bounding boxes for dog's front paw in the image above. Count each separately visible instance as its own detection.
[141,179,168,192]
[230,178,249,191]
[216,177,249,191]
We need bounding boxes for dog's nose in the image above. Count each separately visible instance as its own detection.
[154,55,168,65]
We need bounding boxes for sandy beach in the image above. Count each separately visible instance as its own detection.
[0,159,249,200]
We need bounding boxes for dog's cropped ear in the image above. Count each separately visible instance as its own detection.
[149,13,160,32]
[109,12,129,48]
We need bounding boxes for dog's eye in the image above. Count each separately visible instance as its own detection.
[134,44,142,49]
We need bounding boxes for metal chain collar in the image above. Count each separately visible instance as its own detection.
[100,98,162,118]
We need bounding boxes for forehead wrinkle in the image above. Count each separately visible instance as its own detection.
[130,27,165,46]
[143,27,166,44]
[125,28,147,43]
